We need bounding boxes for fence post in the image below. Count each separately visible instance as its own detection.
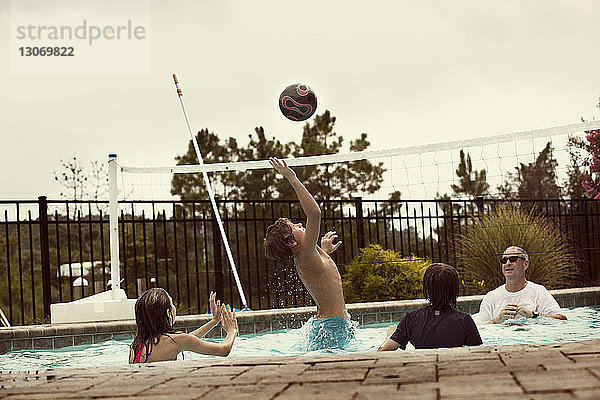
[354,197,365,249]
[583,198,592,280]
[475,196,484,215]
[38,196,51,319]
[211,197,224,298]
[475,196,484,214]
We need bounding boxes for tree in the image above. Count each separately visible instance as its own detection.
[497,142,562,199]
[564,97,600,198]
[566,118,600,199]
[581,128,600,199]
[170,111,386,201]
[451,150,490,198]
[54,155,109,214]
[565,133,592,198]
[54,156,88,202]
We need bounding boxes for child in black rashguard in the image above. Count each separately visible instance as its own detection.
[378,263,482,351]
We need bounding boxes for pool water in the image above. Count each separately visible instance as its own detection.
[2,306,599,371]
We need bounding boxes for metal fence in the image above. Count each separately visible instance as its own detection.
[1,197,600,326]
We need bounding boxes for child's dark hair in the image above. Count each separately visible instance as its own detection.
[263,218,296,261]
[422,263,459,310]
[131,288,176,361]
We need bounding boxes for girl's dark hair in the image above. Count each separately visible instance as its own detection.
[422,263,459,310]
[131,288,177,361]
[263,218,296,261]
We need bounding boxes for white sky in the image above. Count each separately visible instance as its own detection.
[1,0,599,200]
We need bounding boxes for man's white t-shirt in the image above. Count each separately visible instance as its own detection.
[472,281,563,323]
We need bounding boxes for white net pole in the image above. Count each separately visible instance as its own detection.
[108,153,125,299]
[172,74,248,309]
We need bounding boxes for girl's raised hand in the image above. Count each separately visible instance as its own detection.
[209,291,222,323]
[221,305,238,334]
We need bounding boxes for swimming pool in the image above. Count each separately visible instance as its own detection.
[2,306,599,371]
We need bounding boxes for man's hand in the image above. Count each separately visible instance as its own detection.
[320,230,342,254]
[515,304,534,318]
[492,304,519,323]
[209,291,222,323]
[269,157,296,181]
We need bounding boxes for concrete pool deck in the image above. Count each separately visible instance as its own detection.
[1,339,599,399]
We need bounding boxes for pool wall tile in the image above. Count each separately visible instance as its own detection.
[92,333,112,343]
[378,313,392,323]
[12,339,33,350]
[390,312,405,322]
[0,340,11,353]
[287,319,303,329]
[53,336,74,348]
[237,323,255,335]
[74,335,93,346]
[271,319,287,331]
[254,321,270,334]
[203,328,221,339]
[113,332,134,341]
[33,338,54,350]
[361,314,378,325]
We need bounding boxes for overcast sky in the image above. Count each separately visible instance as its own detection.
[1,0,599,200]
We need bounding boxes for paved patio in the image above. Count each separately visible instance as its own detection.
[1,339,600,399]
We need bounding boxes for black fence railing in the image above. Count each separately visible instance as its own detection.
[1,197,599,326]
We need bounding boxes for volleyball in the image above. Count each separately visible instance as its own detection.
[279,84,317,121]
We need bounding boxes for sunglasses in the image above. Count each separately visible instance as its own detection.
[500,255,526,264]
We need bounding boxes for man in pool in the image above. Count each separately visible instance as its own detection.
[472,246,567,324]
[263,157,352,350]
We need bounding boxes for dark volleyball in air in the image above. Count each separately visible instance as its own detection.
[279,84,317,121]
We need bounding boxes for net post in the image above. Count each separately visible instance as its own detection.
[211,197,225,300]
[38,196,51,319]
[108,154,122,298]
[354,197,365,249]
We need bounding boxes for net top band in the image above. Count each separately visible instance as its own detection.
[120,120,600,174]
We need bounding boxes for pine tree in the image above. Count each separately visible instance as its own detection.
[497,142,562,199]
[450,150,490,198]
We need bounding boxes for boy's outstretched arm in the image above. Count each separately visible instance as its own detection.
[269,157,321,249]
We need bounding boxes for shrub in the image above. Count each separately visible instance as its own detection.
[342,244,429,303]
[455,205,578,295]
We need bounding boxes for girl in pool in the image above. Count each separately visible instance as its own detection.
[129,288,238,363]
[378,263,482,351]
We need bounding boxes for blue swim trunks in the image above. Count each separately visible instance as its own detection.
[299,317,356,351]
